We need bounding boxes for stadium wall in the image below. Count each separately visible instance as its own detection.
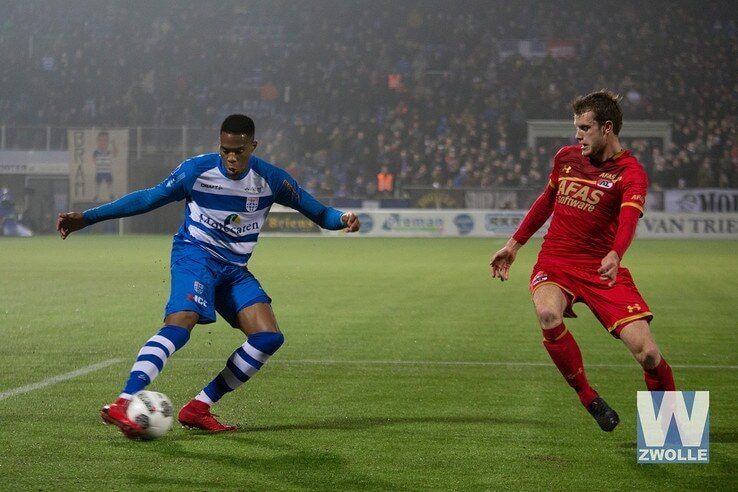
[308,210,738,239]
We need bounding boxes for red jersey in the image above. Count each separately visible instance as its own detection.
[521,145,648,266]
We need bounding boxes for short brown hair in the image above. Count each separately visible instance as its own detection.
[571,90,623,135]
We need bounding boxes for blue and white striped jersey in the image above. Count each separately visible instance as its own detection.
[83,153,345,266]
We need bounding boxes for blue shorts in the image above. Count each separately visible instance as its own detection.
[165,244,271,327]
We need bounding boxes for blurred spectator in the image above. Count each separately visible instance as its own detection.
[0,1,735,196]
[376,164,395,196]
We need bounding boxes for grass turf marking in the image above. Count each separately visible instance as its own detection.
[0,358,122,401]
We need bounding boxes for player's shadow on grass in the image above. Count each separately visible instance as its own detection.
[127,441,407,491]
[242,414,546,433]
[116,415,543,490]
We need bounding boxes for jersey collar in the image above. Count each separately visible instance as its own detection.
[592,149,629,166]
[611,149,629,161]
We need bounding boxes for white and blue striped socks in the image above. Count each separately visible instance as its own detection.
[195,331,284,405]
[120,325,190,399]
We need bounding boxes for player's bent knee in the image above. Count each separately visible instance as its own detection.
[638,345,661,370]
[248,331,284,355]
[164,311,200,331]
[536,308,563,330]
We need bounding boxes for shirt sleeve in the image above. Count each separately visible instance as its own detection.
[619,166,649,217]
[611,205,641,259]
[511,150,564,244]
[82,162,191,225]
[512,184,556,245]
[273,169,345,230]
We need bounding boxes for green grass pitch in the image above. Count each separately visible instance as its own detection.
[0,236,735,489]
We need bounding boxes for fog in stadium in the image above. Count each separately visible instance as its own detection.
[1,1,736,235]
[1,1,736,489]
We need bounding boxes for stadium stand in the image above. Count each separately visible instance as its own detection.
[1,1,736,196]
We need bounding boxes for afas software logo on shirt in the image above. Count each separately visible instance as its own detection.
[637,391,709,463]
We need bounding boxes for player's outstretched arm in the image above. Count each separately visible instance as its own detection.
[490,238,522,281]
[490,184,555,282]
[57,184,181,239]
[276,172,359,232]
[341,212,361,233]
[56,212,86,239]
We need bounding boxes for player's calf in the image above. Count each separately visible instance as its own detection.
[542,323,599,408]
[102,325,190,439]
[644,357,675,391]
[619,321,675,391]
[119,325,191,399]
[181,331,285,430]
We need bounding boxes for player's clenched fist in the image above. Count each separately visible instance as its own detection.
[56,212,87,239]
[341,212,361,233]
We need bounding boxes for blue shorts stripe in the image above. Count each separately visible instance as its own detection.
[144,340,172,358]
[236,347,263,370]
[136,354,165,372]
[226,358,251,382]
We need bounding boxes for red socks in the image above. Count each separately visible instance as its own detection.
[542,323,676,401]
[644,357,676,391]
[542,323,598,407]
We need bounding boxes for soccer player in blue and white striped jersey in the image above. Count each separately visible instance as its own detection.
[57,114,360,438]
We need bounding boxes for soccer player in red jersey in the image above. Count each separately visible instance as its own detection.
[489,91,675,431]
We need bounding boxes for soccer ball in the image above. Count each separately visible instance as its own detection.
[126,391,174,439]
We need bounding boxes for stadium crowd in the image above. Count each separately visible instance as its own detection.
[1,1,736,196]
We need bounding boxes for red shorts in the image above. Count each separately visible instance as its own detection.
[529,260,653,338]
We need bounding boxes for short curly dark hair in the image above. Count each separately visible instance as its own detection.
[220,114,255,137]
[571,90,623,135]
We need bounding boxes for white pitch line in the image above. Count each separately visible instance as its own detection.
[177,358,738,370]
[0,358,122,401]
